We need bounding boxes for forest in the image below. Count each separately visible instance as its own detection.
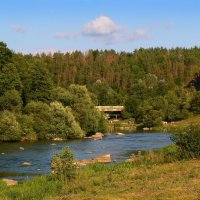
[1,41,200,141]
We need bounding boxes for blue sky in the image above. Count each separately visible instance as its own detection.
[0,0,200,53]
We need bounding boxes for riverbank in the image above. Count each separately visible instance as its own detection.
[154,114,200,133]
[0,148,199,200]
[108,115,200,133]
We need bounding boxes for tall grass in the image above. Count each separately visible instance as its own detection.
[0,176,61,200]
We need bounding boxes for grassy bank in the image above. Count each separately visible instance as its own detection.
[155,114,200,133]
[0,146,200,200]
[52,159,200,200]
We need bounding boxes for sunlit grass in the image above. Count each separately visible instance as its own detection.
[50,159,200,200]
[0,176,62,200]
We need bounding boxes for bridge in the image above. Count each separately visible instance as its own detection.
[96,106,125,120]
[95,106,124,112]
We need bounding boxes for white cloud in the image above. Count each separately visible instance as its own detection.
[54,32,76,39]
[11,25,27,33]
[82,16,120,36]
[53,16,152,44]
[82,16,151,44]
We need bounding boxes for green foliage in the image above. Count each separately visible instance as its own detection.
[0,111,22,141]
[49,102,84,139]
[51,147,76,182]
[24,101,84,140]
[165,89,190,122]
[26,64,54,103]
[124,95,141,119]
[0,41,13,69]
[1,42,200,140]
[0,89,22,112]
[0,63,22,96]
[24,101,52,139]
[190,91,200,114]
[52,87,72,106]
[17,114,38,140]
[139,100,163,127]
[69,84,108,135]
[91,81,124,105]
[97,113,109,134]
[171,126,200,159]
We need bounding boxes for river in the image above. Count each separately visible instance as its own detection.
[0,132,172,181]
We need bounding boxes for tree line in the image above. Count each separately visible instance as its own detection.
[1,41,200,141]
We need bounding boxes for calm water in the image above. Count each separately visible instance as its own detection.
[0,133,172,181]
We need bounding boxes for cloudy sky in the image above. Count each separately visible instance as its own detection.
[0,0,200,53]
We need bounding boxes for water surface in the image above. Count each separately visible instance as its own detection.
[0,132,172,180]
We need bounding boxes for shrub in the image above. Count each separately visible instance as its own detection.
[49,102,84,139]
[51,147,76,182]
[0,110,22,141]
[17,114,38,141]
[171,126,200,159]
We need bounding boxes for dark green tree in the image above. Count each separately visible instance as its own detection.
[0,63,22,95]
[0,90,22,112]
[190,91,200,114]
[0,41,13,70]
[52,87,72,106]
[69,84,107,135]
[26,64,54,103]
[24,101,51,139]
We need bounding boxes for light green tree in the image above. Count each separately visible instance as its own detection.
[49,102,84,139]
[0,111,22,141]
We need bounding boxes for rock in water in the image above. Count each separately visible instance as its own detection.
[22,162,32,166]
[52,138,63,141]
[76,154,112,167]
[2,178,18,186]
[19,147,25,150]
[91,132,104,140]
[116,132,125,136]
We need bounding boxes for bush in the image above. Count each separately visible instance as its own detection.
[51,147,76,182]
[0,110,22,141]
[49,102,84,139]
[171,126,200,159]
[17,114,38,141]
